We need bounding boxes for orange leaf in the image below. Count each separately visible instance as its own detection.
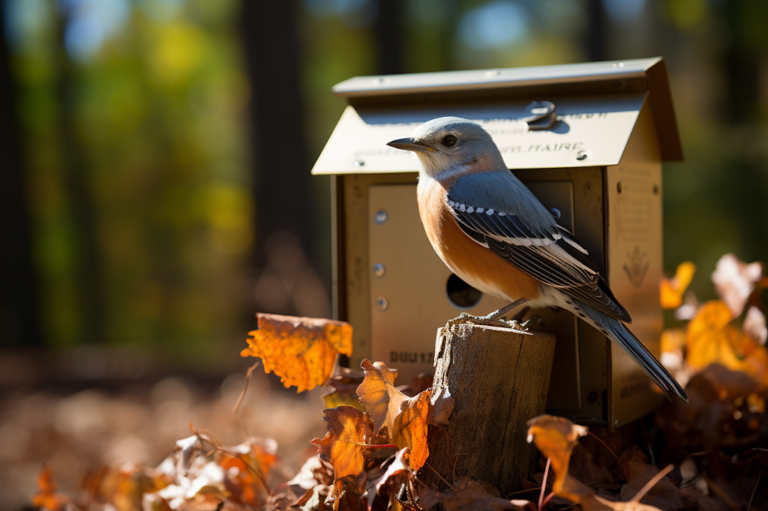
[32,464,64,511]
[660,328,685,354]
[357,359,407,435]
[241,313,353,392]
[686,300,768,385]
[418,476,527,511]
[391,390,431,472]
[310,406,370,479]
[526,415,587,494]
[660,261,695,309]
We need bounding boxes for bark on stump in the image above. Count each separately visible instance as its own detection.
[423,323,556,496]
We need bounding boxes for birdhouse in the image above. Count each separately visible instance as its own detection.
[312,57,683,429]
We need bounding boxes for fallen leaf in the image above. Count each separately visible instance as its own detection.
[686,301,768,385]
[661,261,696,310]
[241,313,353,392]
[310,406,370,479]
[364,448,412,511]
[322,366,365,411]
[357,359,408,435]
[712,254,762,317]
[174,435,202,478]
[32,464,65,511]
[418,476,528,511]
[391,391,430,472]
[526,415,588,493]
[217,438,276,505]
[619,447,684,509]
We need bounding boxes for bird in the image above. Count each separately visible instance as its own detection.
[387,116,688,403]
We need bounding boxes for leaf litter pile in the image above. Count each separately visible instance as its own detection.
[26,254,768,511]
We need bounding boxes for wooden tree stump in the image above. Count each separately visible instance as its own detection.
[422,323,556,496]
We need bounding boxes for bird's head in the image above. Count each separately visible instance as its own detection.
[387,117,504,179]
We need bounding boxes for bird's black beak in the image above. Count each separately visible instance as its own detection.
[387,137,434,153]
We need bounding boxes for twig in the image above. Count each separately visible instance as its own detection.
[190,423,270,493]
[538,458,550,511]
[233,361,261,413]
[586,431,624,478]
[424,462,455,491]
[629,464,673,504]
[747,470,762,511]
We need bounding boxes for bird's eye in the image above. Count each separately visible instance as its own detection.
[442,134,457,147]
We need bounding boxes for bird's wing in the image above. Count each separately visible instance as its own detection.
[447,172,631,322]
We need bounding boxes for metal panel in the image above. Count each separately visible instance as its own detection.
[333,58,660,98]
[366,181,586,412]
[312,93,646,175]
[606,102,665,428]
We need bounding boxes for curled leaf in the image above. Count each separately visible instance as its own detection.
[660,261,696,310]
[526,414,588,494]
[310,406,370,479]
[241,313,353,392]
[391,390,431,472]
[357,359,407,435]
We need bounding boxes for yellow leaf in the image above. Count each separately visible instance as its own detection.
[686,300,768,386]
[241,313,353,392]
[310,407,369,480]
[356,359,407,435]
[526,415,587,494]
[660,261,696,309]
[391,390,431,472]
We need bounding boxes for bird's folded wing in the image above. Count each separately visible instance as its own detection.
[446,184,631,322]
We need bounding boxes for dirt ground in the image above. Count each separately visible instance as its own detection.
[0,366,327,510]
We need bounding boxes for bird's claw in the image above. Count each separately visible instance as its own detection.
[445,313,529,331]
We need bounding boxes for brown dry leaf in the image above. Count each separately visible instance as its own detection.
[32,464,65,511]
[391,390,430,472]
[687,300,768,385]
[310,406,370,480]
[660,261,696,310]
[620,447,683,509]
[712,254,762,317]
[357,359,408,435]
[332,475,362,511]
[322,366,365,411]
[559,472,667,511]
[217,438,277,506]
[241,313,353,392]
[526,414,588,493]
[368,448,410,510]
[418,476,528,511]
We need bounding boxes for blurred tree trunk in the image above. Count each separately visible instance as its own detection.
[55,12,105,343]
[375,0,403,74]
[584,0,607,62]
[240,0,313,265]
[0,7,42,348]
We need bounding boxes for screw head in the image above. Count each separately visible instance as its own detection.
[576,150,588,161]
[373,263,385,277]
[376,296,389,311]
[374,210,388,224]
[354,160,365,167]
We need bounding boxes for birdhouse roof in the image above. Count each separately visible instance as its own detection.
[312,58,682,175]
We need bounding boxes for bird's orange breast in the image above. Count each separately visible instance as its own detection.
[417,177,540,302]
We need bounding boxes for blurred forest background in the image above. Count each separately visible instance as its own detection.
[2,0,768,375]
[2,0,768,508]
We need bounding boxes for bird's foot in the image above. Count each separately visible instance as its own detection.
[445,312,530,331]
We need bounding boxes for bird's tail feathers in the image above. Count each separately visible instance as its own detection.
[557,295,689,404]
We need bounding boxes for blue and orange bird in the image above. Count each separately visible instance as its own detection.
[387,117,688,403]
